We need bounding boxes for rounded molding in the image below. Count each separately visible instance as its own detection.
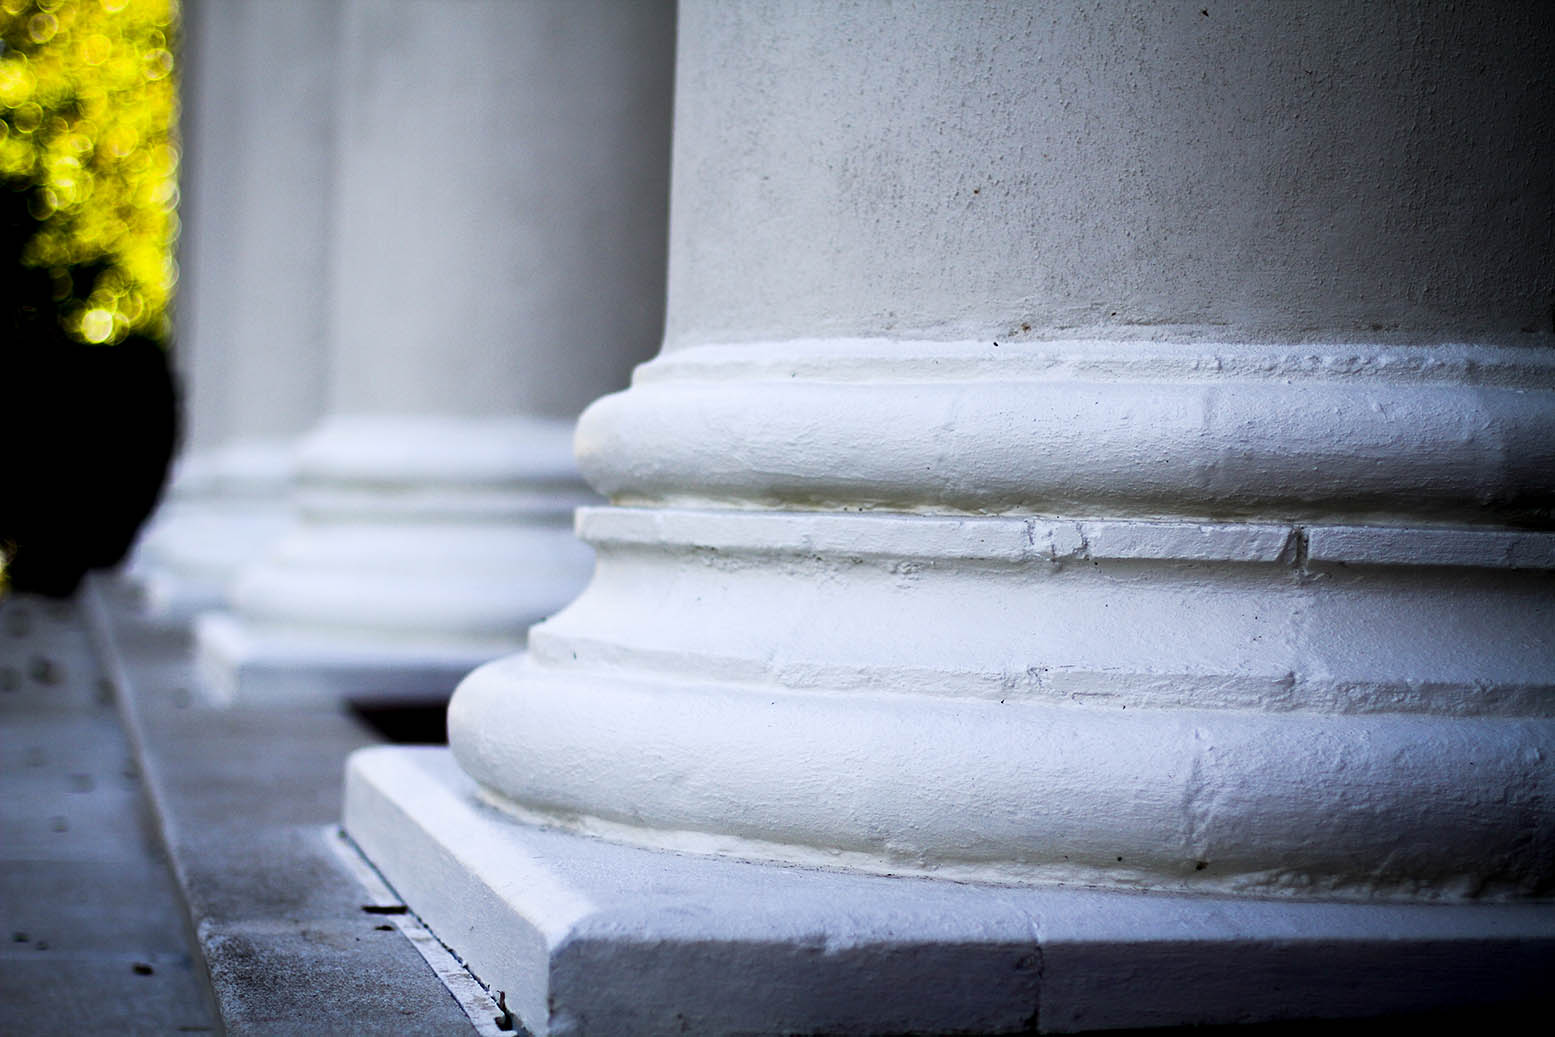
[229,414,596,644]
[449,504,1555,899]
[297,414,583,488]
[128,441,298,616]
[450,0,1555,905]
[578,339,1555,525]
[231,521,592,644]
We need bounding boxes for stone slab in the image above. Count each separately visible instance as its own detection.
[347,745,1555,1036]
[0,860,192,954]
[0,594,220,1036]
[193,609,478,708]
[82,578,476,1034]
[0,955,216,1035]
[0,721,150,864]
[197,918,475,1036]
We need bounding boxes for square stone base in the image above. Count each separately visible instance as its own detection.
[194,612,502,709]
[344,747,1555,1035]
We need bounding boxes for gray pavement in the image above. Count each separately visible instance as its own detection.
[2,583,480,1035]
[1,593,219,1035]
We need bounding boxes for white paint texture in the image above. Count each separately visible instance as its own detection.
[580,340,1555,523]
[346,747,1555,1036]
[129,0,337,616]
[446,0,1555,904]
[664,1,1554,349]
[327,0,672,418]
[200,0,675,704]
[221,0,334,442]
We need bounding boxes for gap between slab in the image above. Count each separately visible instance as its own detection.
[325,823,522,1036]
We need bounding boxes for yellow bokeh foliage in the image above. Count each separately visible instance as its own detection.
[1,0,178,345]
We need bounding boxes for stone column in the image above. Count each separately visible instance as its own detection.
[194,0,674,706]
[347,2,1555,1032]
[130,0,334,617]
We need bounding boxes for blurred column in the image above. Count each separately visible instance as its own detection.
[130,0,334,617]
[347,2,1555,1032]
[194,0,674,706]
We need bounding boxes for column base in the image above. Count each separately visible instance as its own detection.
[131,565,230,622]
[128,507,294,619]
[345,746,1555,1036]
[194,611,507,709]
[126,442,296,620]
[190,415,596,708]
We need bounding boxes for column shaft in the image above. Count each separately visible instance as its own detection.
[130,0,335,616]
[196,0,674,706]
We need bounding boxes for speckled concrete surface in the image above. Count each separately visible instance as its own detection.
[1,583,480,1035]
[0,593,218,1036]
[84,577,477,1035]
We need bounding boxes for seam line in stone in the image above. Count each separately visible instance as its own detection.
[325,825,518,1037]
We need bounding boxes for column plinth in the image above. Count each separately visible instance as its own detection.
[349,2,1555,1030]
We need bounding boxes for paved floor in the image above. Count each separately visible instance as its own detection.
[88,580,477,1035]
[1,584,481,1035]
[0,593,219,1035]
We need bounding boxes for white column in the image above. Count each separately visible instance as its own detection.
[130,0,334,617]
[195,0,674,706]
[348,2,1555,1032]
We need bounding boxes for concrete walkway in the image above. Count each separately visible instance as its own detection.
[0,592,218,1034]
[1,583,483,1035]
